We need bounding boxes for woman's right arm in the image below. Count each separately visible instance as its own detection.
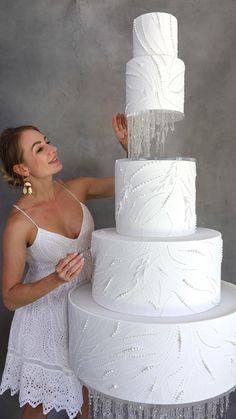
[2,217,84,311]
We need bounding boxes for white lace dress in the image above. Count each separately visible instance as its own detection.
[0,188,94,418]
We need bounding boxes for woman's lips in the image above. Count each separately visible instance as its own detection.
[49,158,60,164]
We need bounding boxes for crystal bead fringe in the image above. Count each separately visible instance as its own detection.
[88,385,236,419]
[127,109,184,159]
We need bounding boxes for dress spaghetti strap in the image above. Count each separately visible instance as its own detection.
[13,204,39,228]
[56,180,82,205]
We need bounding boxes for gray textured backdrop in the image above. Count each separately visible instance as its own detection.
[0,0,236,417]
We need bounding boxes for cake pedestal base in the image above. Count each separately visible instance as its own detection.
[88,386,235,419]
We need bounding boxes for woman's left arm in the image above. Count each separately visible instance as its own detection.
[73,176,115,201]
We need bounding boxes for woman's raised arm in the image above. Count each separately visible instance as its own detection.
[63,113,128,202]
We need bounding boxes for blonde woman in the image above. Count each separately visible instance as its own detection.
[0,113,128,419]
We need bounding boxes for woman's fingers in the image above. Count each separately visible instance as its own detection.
[112,113,128,140]
[118,114,128,138]
[112,114,120,137]
[67,254,84,276]
[55,252,84,282]
[121,114,128,131]
[56,252,78,271]
[67,257,85,279]
[116,113,123,133]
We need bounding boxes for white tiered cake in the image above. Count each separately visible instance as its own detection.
[126,13,184,116]
[69,12,236,418]
[126,13,185,159]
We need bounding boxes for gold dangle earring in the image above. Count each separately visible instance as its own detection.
[23,177,33,195]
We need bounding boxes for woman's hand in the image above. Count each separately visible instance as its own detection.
[112,113,128,154]
[55,252,84,283]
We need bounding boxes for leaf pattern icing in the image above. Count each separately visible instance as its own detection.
[115,160,196,237]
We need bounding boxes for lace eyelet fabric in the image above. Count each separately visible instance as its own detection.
[0,201,94,418]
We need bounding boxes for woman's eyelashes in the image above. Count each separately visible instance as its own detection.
[36,140,51,153]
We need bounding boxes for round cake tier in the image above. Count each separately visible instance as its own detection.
[115,159,196,237]
[68,281,236,405]
[133,13,178,58]
[91,228,222,317]
[126,55,185,116]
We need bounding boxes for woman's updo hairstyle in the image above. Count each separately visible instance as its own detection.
[0,125,40,187]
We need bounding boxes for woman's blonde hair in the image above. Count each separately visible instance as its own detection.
[0,125,40,187]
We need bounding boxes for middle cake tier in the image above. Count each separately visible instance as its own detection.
[92,228,222,317]
[115,158,196,237]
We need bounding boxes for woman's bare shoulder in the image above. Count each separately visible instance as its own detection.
[3,204,32,244]
[58,177,90,203]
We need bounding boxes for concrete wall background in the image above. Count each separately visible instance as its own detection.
[0,0,236,417]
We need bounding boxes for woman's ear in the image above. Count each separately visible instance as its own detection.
[12,163,29,177]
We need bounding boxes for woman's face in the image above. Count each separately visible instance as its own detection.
[18,129,63,179]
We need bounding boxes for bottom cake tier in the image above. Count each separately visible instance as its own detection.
[68,281,236,406]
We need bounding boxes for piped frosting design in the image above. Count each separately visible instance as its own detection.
[69,282,236,405]
[92,228,222,317]
[126,12,185,115]
[116,159,196,237]
[126,55,185,115]
[133,13,178,57]
[67,12,236,410]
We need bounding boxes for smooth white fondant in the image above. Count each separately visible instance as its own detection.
[126,55,185,115]
[69,282,236,405]
[115,159,196,237]
[133,13,178,58]
[92,228,222,317]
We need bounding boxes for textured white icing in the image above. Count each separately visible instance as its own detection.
[133,13,178,57]
[91,228,222,317]
[67,12,236,408]
[126,55,185,115]
[126,12,184,116]
[69,282,236,405]
[115,159,196,237]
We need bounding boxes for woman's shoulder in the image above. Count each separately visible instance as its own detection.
[4,200,33,243]
[59,177,91,203]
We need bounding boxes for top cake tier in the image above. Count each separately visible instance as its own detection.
[126,12,184,117]
[133,12,178,57]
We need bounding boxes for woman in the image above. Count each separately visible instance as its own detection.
[0,113,128,419]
